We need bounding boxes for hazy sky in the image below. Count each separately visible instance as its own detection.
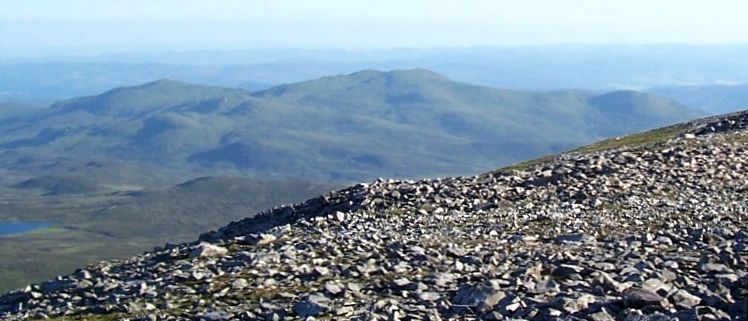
[2,0,748,55]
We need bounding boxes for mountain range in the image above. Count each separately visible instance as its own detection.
[0,69,703,184]
[3,45,748,107]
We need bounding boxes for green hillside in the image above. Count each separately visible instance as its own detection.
[0,69,704,183]
[52,79,253,116]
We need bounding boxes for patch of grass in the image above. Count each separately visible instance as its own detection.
[44,314,124,321]
[19,226,68,236]
[487,124,688,176]
[493,154,557,173]
[723,132,748,144]
[570,125,685,154]
[0,228,154,292]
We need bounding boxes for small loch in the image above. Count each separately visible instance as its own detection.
[0,221,51,237]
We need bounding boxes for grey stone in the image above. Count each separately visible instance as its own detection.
[231,279,248,290]
[293,294,330,317]
[589,309,615,321]
[452,282,506,312]
[671,289,701,308]
[554,233,591,244]
[623,288,664,308]
[195,310,230,321]
[418,292,441,302]
[189,243,228,258]
[324,282,343,296]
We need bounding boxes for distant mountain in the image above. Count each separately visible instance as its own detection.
[0,69,704,182]
[0,62,279,105]
[651,84,748,114]
[9,159,173,195]
[51,79,253,117]
[586,90,699,136]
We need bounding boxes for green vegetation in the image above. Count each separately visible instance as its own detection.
[492,122,689,174]
[571,124,685,154]
[493,154,558,173]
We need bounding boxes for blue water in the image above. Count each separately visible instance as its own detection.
[0,221,51,236]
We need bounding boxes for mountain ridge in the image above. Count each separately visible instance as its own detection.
[50,79,251,117]
[0,69,704,183]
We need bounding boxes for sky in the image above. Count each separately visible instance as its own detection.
[2,0,748,56]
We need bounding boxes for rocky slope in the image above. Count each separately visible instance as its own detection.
[1,111,747,320]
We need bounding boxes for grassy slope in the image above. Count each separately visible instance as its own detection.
[492,121,689,174]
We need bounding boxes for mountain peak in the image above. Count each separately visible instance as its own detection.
[254,68,453,99]
[347,68,449,80]
[589,90,700,115]
[140,78,189,87]
[51,79,249,116]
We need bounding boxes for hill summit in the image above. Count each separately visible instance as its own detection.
[2,110,746,320]
[50,79,251,117]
